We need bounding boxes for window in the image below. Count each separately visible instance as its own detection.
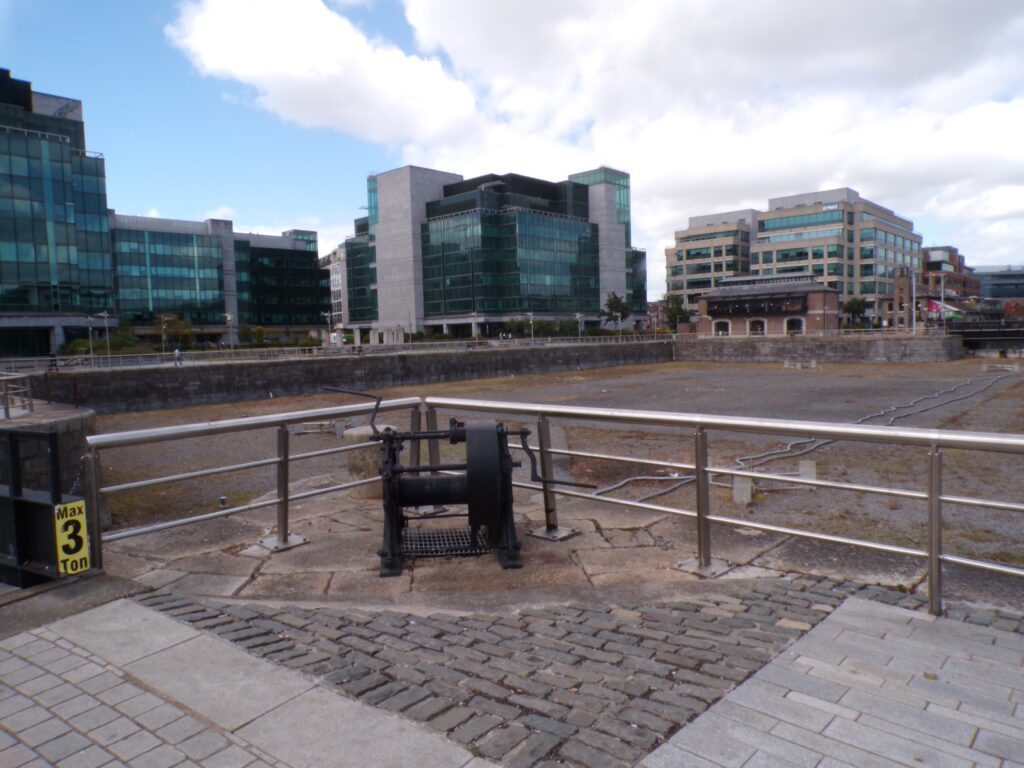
[759,210,843,232]
[786,317,804,335]
[751,252,760,264]
[860,228,876,242]
[748,319,766,336]
[713,320,730,336]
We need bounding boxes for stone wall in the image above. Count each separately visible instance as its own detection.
[28,341,677,414]
[675,334,964,363]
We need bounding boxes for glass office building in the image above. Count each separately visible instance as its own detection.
[421,174,599,317]
[110,214,329,342]
[111,227,225,325]
[0,69,113,355]
[342,166,645,339]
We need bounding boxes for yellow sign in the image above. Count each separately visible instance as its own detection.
[54,500,90,575]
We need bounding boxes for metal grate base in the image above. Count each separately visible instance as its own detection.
[401,526,492,558]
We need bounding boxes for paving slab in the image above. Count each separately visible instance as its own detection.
[647,597,1024,767]
[49,599,198,666]
[123,633,315,730]
[238,686,490,768]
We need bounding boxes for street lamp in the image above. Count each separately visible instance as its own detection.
[527,311,534,342]
[574,312,583,340]
[160,315,170,354]
[321,311,332,347]
[96,311,111,358]
[222,313,234,351]
[614,311,622,338]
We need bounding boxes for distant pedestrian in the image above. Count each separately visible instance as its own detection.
[173,348,182,367]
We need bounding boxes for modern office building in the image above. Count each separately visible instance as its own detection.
[0,68,113,356]
[975,266,1024,299]
[110,213,329,344]
[666,188,923,325]
[339,165,646,339]
[921,246,980,298]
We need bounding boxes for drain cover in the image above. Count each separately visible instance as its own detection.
[401,526,492,558]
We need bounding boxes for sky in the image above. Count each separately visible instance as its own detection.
[5,0,1024,299]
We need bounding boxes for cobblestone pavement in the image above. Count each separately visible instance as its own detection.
[0,628,286,768]
[131,576,1024,768]
[645,597,1024,767]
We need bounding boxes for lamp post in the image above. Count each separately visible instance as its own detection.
[223,313,234,350]
[527,311,534,342]
[160,315,169,354]
[574,312,582,340]
[320,311,331,347]
[96,311,111,359]
[614,311,622,338]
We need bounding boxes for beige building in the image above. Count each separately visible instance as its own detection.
[667,189,923,324]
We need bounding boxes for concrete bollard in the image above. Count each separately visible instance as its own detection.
[733,476,752,504]
[342,424,393,499]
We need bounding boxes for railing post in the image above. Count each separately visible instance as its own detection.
[928,447,943,616]
[2,381,8,420]
[538,415,557,529]
[695,427,712,569]
[426,405,440,466]
[85,449,104,571]
[409,405,422,467]
[277,425,289,543]
[529,415,574,541]
[259,425,306,551]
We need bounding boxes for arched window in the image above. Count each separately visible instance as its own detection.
[713,320,731,337]
[748,319,766,336]
[785,317,804,335]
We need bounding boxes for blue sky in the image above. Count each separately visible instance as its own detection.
[4,0,405,249]
[5,1,1024,298]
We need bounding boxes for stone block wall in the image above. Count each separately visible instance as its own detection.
[675,335,964,363]
[28,341,677,414]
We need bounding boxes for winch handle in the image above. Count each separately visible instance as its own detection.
[517,431,597,489]
[323,386,383,438]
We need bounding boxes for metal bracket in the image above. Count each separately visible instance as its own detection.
[528,525,578,542]
[258,533,307,552]
[675,557,732,578]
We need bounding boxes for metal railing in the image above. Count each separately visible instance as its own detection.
[0,373,35,419]
[4,334,675,374]
[83,394,1024,615]
[423,397,1024,616]
[83,397,422,568]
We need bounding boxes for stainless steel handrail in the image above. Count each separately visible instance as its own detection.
[424,397,1024,454]
[425,395,1024,615]
[85,393,1024,617]
[87,398,421,449]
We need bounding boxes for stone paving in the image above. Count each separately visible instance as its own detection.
[644,596,1024,767]
[0,625,284,768]
[129,575,1024,768]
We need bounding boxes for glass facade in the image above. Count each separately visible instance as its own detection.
[237,236,329,326]
[111,228,224,324]
[422,207,598,316]
[0,70,113,319]
[344,215,377,323]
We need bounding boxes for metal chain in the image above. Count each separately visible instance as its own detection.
[68,453,88,496]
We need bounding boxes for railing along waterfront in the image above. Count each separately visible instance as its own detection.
[84,395,1024,615]
[1,333,675,373]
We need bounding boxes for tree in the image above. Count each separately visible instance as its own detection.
[600,292,630,326]
[237,324,254,345]
[664,295,695,328]
[842,298,868,326]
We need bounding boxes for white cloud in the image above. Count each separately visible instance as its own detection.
[168,0,1024,297]
[203,205,237,220]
